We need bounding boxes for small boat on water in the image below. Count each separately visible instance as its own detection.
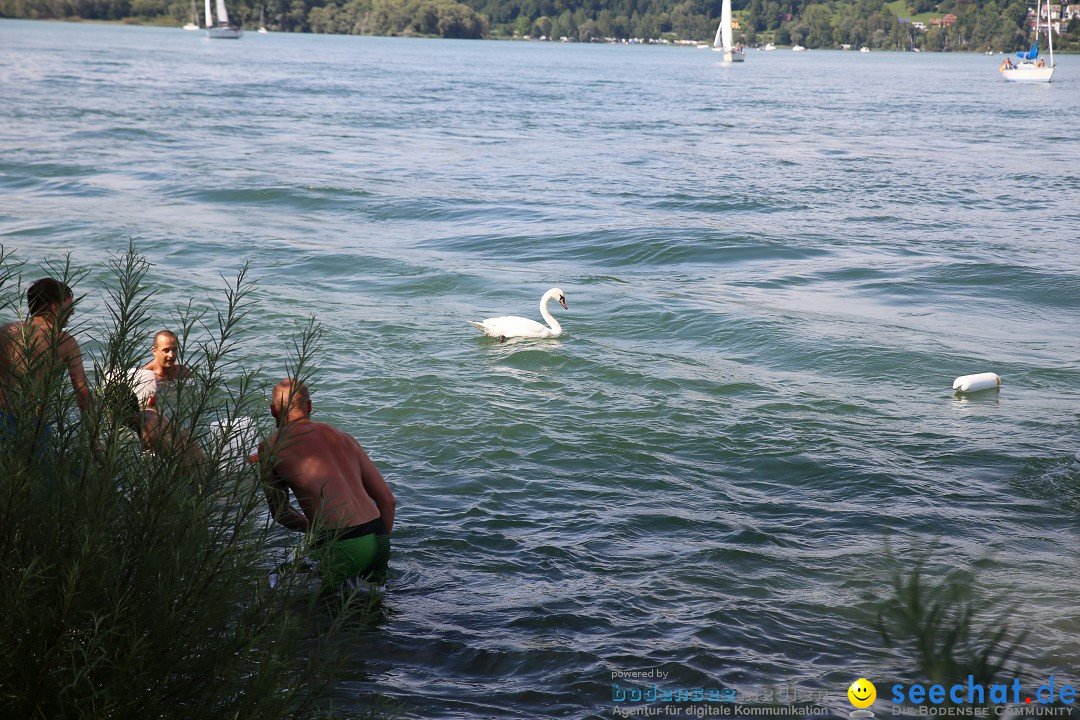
[1000,0,1053,82]
[258,4,268,32]
[182,0,199,29]
[711,0,744,63]
[205,0,242,38]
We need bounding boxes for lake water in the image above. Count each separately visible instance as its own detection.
[2,19,1080,719]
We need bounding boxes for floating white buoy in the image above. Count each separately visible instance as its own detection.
[952,372,1001,394]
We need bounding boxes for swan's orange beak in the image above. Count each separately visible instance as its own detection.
[559,296,567,310]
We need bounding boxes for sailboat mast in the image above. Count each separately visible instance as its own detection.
[1047,0,1054,64]
[1035,0,1042,56]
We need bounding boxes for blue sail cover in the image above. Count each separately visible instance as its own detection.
[1017,41,1038,60]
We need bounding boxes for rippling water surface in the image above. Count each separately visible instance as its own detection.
[3,20,1080,718]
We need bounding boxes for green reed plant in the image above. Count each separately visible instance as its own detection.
[873,542,1028,689]
[0,245,381,719]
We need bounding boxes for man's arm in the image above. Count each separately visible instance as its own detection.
[61,333,90,415]
[358,445,395,534]
[263,477,310,533]
[259,441,310,533]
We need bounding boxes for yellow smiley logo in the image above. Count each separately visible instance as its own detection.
[848,678,876,709]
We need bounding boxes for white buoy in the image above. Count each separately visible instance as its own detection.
[952,372,1001,394]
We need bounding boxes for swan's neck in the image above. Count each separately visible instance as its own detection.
[539,293,561,334]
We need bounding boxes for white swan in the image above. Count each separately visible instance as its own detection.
[470,288,567,339]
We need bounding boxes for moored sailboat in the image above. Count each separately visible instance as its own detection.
[1000,0,1053,82]
[182,0,199,29]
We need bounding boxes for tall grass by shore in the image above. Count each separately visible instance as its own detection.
[0,246,383,719]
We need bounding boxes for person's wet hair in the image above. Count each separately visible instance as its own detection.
[27,278,73,317]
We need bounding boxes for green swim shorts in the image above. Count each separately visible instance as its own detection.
[314,517,390,588]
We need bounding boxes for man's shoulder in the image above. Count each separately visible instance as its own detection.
[57,328,83,356]
[291,420,342,443]
[0,320,30,338]
[257,431,277,456]
[313,420,358,442]
[282,419,354,447]
[0,322,18,353]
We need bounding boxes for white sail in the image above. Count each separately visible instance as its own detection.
[720,0,733,51]
[713,0,732,49]
[711,0,743,61]
[204,0,242,37]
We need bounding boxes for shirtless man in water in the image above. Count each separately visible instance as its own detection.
[132,330,192,410]
[135,330,208,476]
[146,330,189,379]
[0,278,91,421]
[260,379,396,587]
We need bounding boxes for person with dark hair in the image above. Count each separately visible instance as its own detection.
[27,278,70,317]
[259,378,396,591]
[0,277,91,420]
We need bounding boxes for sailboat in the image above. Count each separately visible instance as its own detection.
[205,0,243,39]
[712,0,744,62]
[1000,0,1053,82]
[258,5,268,33]
[182,0,199,30]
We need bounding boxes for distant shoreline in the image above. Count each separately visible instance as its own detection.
[6,16,1075,54]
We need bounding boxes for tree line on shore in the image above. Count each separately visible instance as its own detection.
[3,0,1079,51]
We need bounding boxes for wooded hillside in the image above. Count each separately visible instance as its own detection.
[3,0,1078,51]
